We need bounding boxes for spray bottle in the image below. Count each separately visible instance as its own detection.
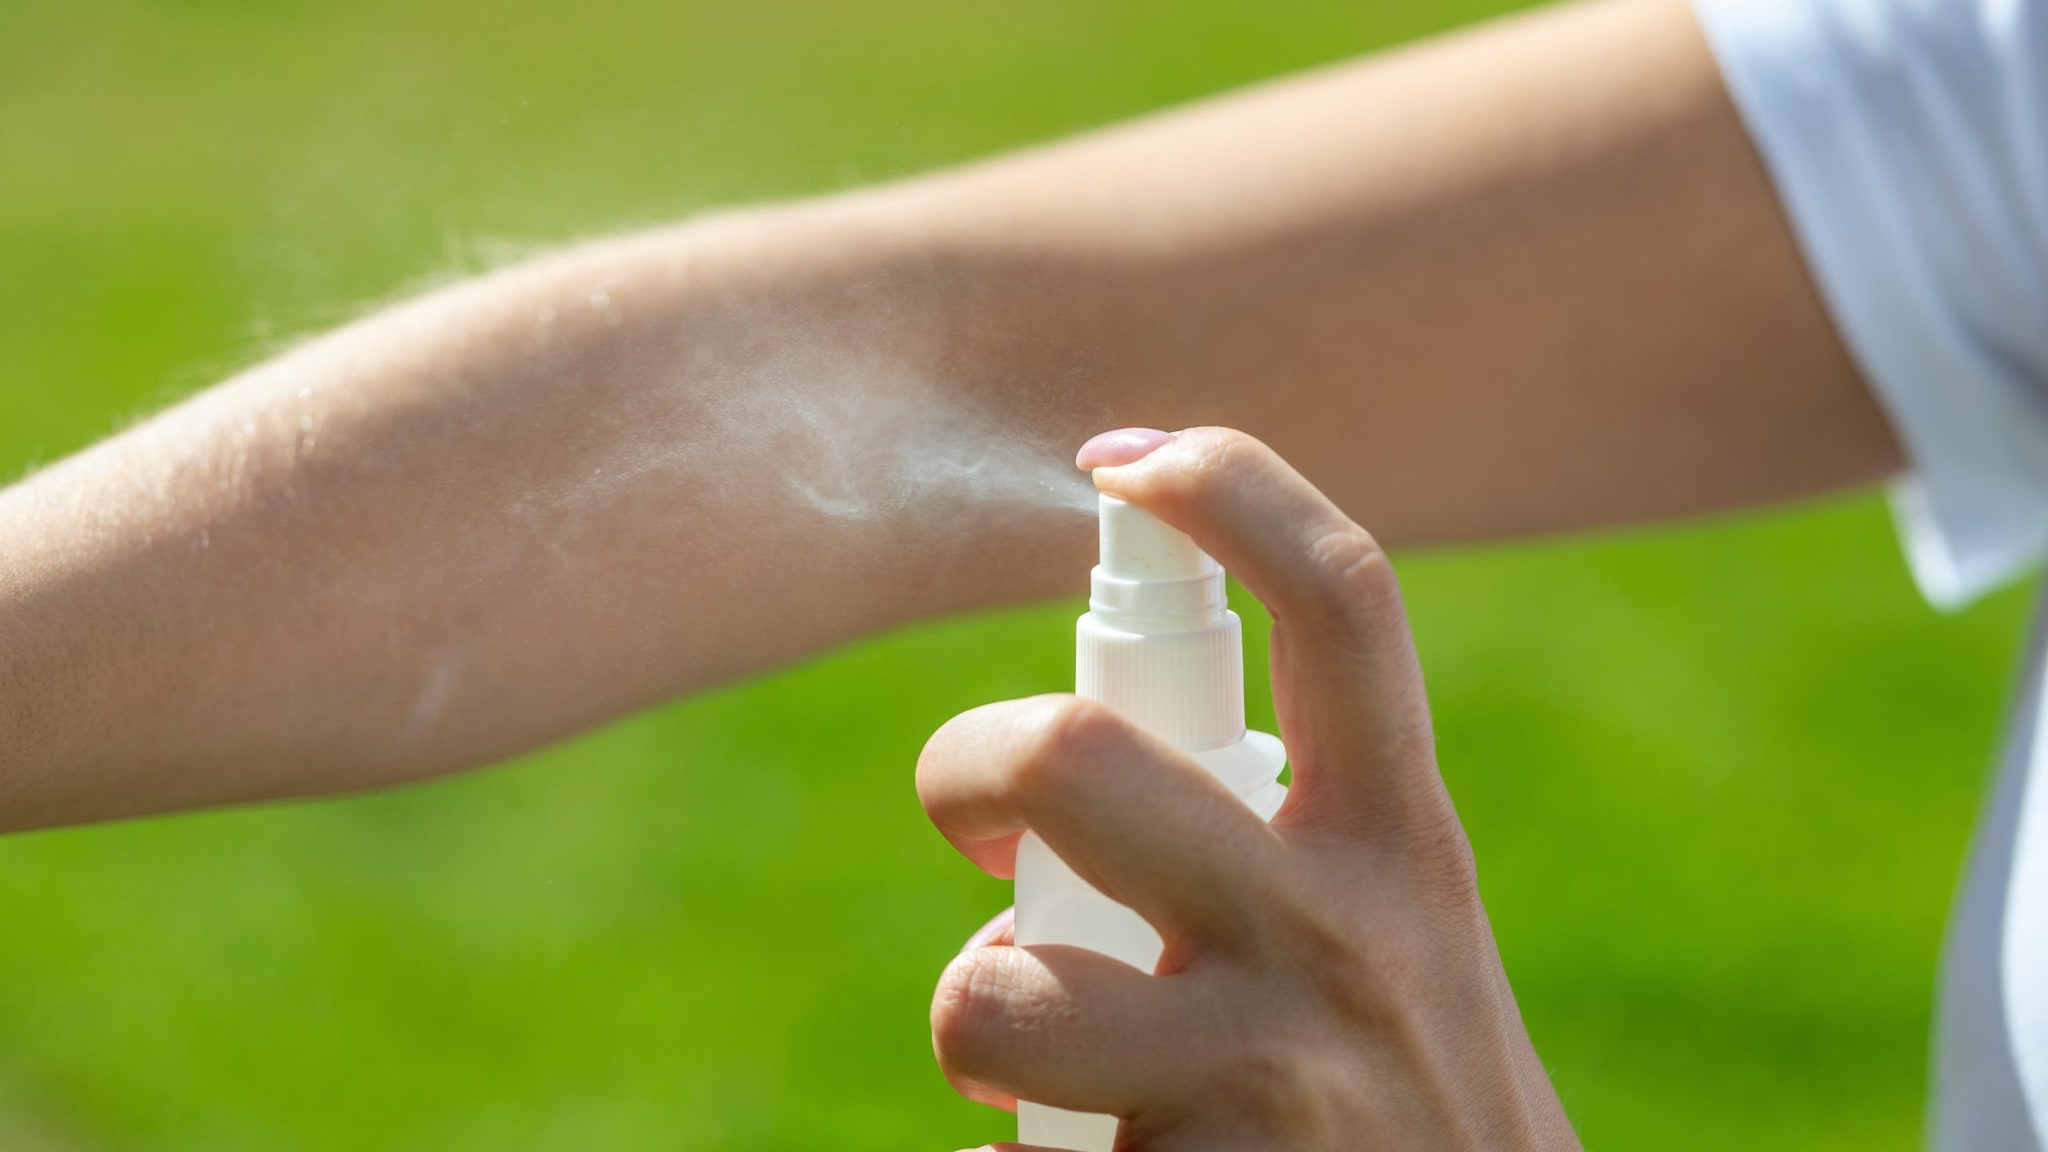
[1012,494,1288,1151]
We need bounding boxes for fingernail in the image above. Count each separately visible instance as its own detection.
[1076,427,1174,471]
[960,906,1015,953]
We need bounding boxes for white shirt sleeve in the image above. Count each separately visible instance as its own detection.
[1694,0,2048,609]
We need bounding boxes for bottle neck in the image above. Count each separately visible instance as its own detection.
[1087,566,1228,634]
[1076,606,1246,752]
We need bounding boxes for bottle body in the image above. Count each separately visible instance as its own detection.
[1009,494,1280,1151]
[1013,732,1287,1150]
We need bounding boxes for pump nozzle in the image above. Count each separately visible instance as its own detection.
[1088,496,1228,632]
[1078,493,1241,749]
[1097,496,1215,582]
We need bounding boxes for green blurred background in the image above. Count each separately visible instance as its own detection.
[0,0,2031,1148]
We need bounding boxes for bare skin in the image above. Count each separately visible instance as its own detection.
[0,0,1897,831]
[921,428,1580,1150]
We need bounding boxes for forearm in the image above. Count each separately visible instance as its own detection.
[0,0,1898,830]
[0,207,1103,829]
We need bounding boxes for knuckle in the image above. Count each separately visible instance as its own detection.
[1305,524,1403,621]
[1139,426,1274,518]
[1405,809,1482,906]
[1011,695,1126,801]
[930,950,1017,1077]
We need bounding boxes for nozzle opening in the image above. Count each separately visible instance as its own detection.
[1090,495,1227,630]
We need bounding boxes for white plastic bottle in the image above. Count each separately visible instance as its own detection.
[1013,494,1288,1151]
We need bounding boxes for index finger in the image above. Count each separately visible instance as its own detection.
[1090,427,1438,832]
[916,693,1284,949]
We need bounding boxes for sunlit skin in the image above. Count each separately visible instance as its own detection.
[921,428,1579,1151]
[0,0,1914,1142]
[0,0,1897,832]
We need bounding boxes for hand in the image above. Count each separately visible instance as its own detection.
[917,428,1579,1150]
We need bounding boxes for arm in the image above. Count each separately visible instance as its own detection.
[0,0,1898,830]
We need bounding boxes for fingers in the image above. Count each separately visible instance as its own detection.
[951,908,1023,1113]
[951,1072,1019,1116]
[1091,427,1437,831]
[961,906,1016,952]
[932,943,1188,1117]
[917,694,1282,946]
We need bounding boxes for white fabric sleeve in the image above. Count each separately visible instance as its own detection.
[1693,0,2048,610]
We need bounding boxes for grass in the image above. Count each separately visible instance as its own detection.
[0,0,2032,1147]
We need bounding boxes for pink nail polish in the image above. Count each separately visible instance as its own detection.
[1075,428,1173,471]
